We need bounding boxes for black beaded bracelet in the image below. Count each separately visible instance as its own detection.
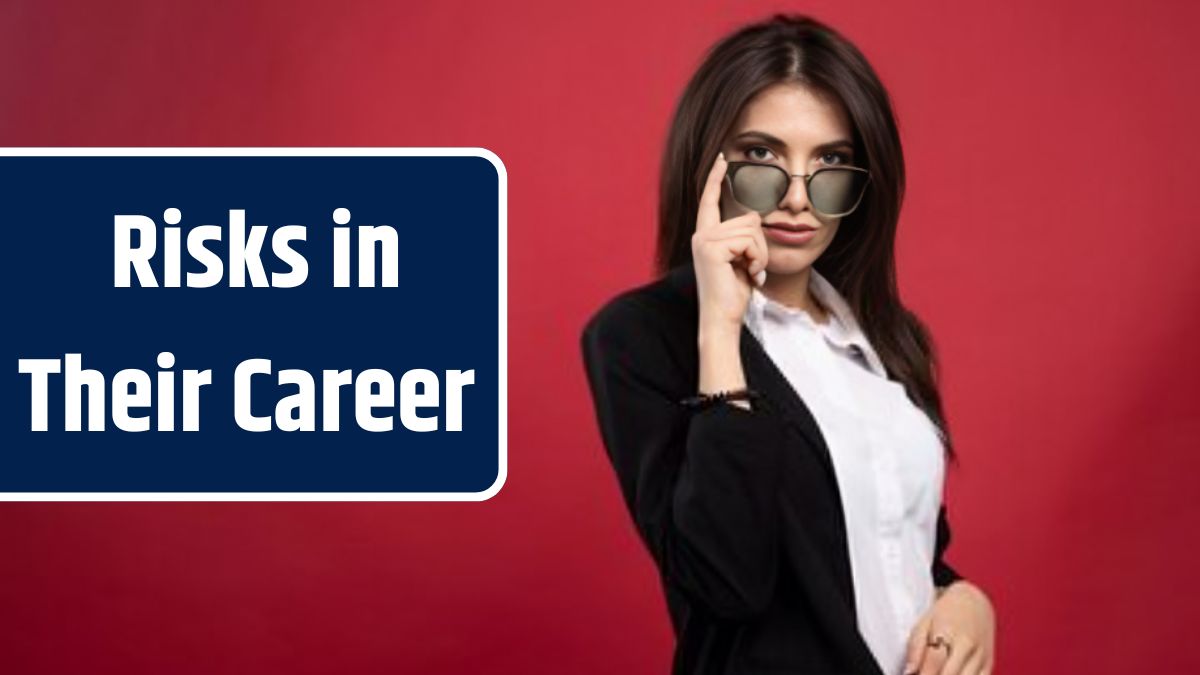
[679,388,762,410]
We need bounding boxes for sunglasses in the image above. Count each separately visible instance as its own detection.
[724,161,872,218]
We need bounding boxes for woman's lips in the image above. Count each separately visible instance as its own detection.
[763,222,817,245]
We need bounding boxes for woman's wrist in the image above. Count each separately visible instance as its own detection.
[936,579,970,600]
[697,321,750,408]
[698,316,743,346]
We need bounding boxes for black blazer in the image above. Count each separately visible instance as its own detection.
[580,262,964,675]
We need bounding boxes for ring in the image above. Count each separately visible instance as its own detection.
[927,634,953,656]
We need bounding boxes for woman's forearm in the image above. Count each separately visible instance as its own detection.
[698,322,750,409]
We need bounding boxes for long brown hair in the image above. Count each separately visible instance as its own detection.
[656,13,958,464]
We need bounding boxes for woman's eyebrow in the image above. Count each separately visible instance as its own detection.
[732,130,854,155]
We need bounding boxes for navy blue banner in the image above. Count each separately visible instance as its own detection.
[0,150,506,500]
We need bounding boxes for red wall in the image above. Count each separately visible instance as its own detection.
[2,1,1198,672]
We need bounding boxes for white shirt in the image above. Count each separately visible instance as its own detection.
[742,268,947,675]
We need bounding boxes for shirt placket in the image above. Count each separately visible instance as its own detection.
[866,417,914,641]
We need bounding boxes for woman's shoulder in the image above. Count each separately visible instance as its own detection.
[581,263,698,342]
[580,263,700,387]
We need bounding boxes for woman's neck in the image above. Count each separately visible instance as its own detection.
[760,267,830,324]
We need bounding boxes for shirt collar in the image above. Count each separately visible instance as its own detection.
[743,267,888,378]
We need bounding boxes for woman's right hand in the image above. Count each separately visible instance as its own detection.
[692,152,769,335]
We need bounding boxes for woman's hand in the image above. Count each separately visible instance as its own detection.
[904,580,996,675]
[692,152,769,335]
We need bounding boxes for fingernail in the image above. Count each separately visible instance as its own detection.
[754,269,766,287]
[718,151,726,162]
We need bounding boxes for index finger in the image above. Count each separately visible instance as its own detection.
[917,636,949,675]
[696,151,727,232]
[903,612,931,675]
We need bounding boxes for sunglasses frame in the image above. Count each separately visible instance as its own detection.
[724,161,873,218]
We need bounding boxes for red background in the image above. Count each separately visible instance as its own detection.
[2,1,1198,673]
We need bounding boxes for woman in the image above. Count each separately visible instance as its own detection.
[580,14,996,675]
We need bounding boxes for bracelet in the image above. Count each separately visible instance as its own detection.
[679,388,762,410]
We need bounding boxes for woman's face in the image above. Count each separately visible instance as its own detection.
[719,81,857,276]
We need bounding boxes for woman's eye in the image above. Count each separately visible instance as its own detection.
[821,151,853,165]
[745,145,776,161]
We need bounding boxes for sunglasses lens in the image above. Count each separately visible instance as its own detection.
[731,164,870,216]
[730,164,789,214]
[810,169,869,216]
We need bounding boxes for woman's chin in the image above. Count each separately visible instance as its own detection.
[765,253,817,276]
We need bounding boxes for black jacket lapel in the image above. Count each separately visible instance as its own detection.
[739,326,839,488]
[742,324,889,675]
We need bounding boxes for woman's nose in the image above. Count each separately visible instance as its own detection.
[778,173,811,213]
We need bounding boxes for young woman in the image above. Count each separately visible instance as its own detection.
[580,14,996,675]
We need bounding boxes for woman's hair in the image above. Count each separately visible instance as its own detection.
[656,13,958,463]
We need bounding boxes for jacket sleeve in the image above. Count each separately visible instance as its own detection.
[580,295,790,620]
[932,503,965,587]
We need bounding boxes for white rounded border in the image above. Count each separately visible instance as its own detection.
[0,147,508,502]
